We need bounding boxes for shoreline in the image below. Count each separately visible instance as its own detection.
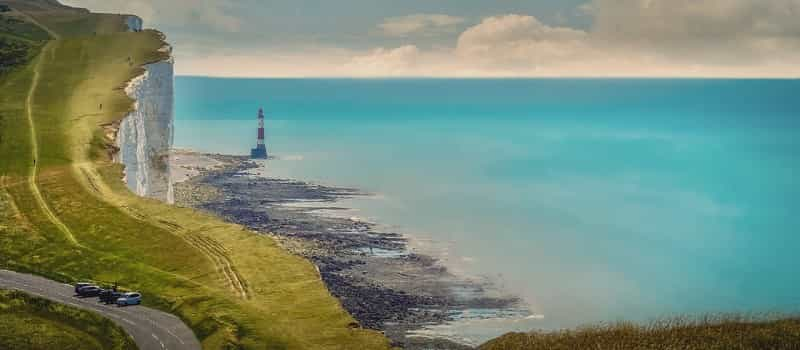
[170,149,527,348]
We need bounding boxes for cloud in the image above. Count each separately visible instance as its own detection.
[456,14,590,68]
[585,0,800,64]
[345,45,421,75]
[379,14,465,37]
[446,2,800,76]
[70,0,799,77]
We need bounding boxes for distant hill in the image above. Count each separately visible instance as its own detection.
[0,0,88,14]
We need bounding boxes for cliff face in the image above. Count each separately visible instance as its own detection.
[124,15,143,32]
[116,48,174,203]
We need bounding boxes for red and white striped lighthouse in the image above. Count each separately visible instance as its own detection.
[257,108,265,145]
[250,107,268,159]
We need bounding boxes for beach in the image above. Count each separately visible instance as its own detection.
[170,150,525,348]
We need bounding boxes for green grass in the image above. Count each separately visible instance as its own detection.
[0,289,137,350]
[0,1,390,349]
[0,14,50,41]
[480,316,800,350]
[0,8,50,74]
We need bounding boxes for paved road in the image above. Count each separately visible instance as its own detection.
[0,269,201,350]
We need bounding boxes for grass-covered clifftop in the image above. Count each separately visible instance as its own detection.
[0,289,138,350]
[0,1,389,348]
[480,317,800,350]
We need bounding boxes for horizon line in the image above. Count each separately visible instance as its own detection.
[175,75,800,80]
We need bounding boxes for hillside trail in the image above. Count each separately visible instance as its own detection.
[20,17,238,295]
[26,41,82,247]
[64,62,250,299]
[17,9,249,299]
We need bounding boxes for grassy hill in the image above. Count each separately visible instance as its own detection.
[0,1,390,349]
[0,3,49,74]
[0,289,137,350]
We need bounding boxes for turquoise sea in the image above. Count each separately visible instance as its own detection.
[174,78,800,342]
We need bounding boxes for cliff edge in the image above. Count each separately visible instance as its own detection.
[115,18,174,203]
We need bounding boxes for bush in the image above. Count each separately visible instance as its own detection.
[0,37,33,72]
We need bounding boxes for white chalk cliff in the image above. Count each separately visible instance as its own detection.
[124,15,143,32]
[116,39,175,203]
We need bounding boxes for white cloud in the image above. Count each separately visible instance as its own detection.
[345,45,421,75]
[379,14,465,37]
[445,3,800,76]
[586,0,800,64]
[72,0,799,77]
[456,14,590,68]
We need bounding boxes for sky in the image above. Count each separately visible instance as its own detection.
[62,0,800,77]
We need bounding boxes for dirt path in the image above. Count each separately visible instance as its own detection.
[26,42,81,247]
[18,7,249,300]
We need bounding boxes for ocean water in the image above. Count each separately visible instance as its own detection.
[174,78,800,342]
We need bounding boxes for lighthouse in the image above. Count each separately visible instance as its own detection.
[250,107,268,159]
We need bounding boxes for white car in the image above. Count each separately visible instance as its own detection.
[116,292,142,306]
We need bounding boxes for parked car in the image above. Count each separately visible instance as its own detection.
[77,285,104,297]
[74,282,92,294]
[99,289,123,304]
[116,292,141,306]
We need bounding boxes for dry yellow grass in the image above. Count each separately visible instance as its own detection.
[480,316,800,350]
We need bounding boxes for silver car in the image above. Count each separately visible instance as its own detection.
[116,292,142,306]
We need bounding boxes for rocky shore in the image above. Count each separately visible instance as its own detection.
[170,150,525,348]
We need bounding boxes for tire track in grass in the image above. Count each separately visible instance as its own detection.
[183,229,249,299]
[155,218,249,299]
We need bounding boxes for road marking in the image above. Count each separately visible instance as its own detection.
[164,328,186,344]
[121,318,136,325]
[152,333,167,350]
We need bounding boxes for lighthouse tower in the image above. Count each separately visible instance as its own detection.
[250,108,268,159]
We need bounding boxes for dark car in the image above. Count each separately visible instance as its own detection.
[77,285,104,297]
[99,290,123,304]
[74,282,92,294]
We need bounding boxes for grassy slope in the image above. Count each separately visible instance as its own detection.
[0,1,390,349]
[0,289,137,350]
[0,6,49,74]
[480,317,800,350]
